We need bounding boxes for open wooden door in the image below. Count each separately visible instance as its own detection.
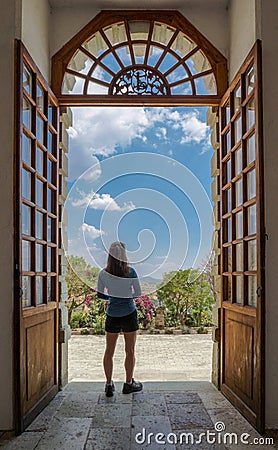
[14,41,59,432]
[220,41,265,432]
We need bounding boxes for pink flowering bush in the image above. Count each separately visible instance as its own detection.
[134,295,156,329]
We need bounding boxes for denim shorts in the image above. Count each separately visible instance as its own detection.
[105,310,139,333]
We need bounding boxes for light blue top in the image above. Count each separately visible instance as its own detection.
[97,267,141,317]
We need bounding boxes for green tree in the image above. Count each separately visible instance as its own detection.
[65,255,100,323]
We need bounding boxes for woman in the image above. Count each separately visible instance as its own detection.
[97,241,143,397]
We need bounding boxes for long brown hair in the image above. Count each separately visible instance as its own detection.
[105,241,130,277]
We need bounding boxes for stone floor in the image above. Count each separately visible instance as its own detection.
[0,335,276,449]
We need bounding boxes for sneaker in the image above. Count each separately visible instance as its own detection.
[105,382,115,397]
[122,378,143,394]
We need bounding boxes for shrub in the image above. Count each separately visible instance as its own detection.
[70,311,89,329]
[135,295,156,329]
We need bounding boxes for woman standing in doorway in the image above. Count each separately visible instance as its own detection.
[97,241,143,397]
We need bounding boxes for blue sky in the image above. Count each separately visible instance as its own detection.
[66,106,214,281]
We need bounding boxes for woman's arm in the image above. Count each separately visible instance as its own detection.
[131,268,142,298]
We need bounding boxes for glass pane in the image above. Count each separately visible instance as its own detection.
[22,240,31,272]
[247,133,256,165]
[87,81,108,95]
[188,50,212,75]
[171,81,192,95]
[235,275,243,303]
[171,32,196,58]
[225,216,232,242]
[226,158,231,183]
[22,169,32,200]
[247,169,256,200]
[82,31,108,57]
[234,116,242,144]
[36,114,45,144]
[158,53,178,73]
[115,46,132,67]
[48,100,53,123]
[101,53,121,73]
[246,97,255,129]
[235,210,243,239]
[36,276,44,304]
[104,22,127,46]
[36,178,44,207]
[36,243,44,272]
[248,239,257,270]
[224,246,232,272]
[48,129,53,154]
[226,188,231,212]
[47,276,53,301]
[36,147,44,175]
[235,178,243,207]
[23,64,32,95]
[22,133,32,166]
[248,204,256,235]
[234,148,242,175]
[62,73,85,94]
[48,158,53,183]
[22,276,31,307]
[152,22,175,45]
[22,203,31,235]
[36,83,44,112]
[148,45,164,66]
[129,21,149,41]
[236,243,243,271]
[166,64,187,84]
[246,65,255,96]
[36,210,44,240]
[47,246,54,272]
[234,83,241,112]
[224,99,230,126]
[195,74,217,95]
[47,188,53,212]
[248,276,257,307]
[224,276,232,301]
[47,216,53,241]
[23,97,32,130]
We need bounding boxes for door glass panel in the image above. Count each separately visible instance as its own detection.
[36,243,44,272]
[223,276,232,301]
[22,169,32,200]
[47,246,53,272]
[246,65,255,95]
[48,158,53,183]
[23,98,32,130]
[22,133,32,166]
[246,97,255,129]
[236,243,243,271]
[36,83,44,112]
[224,246,232,272]
[47,276,52,301]
[247,169,256,200]
[234,83,241,113]
[47,188,53,212]
[235,275,243,303]
[48,129,53,154]
[225,129,231,154]
[225,158,231,183]
[36,178,44,207]
[225,188,231,213]
[36,147,45,175]
[234,148,242,175]
[23,64,32,95]
[22,203,31,235]
[22,276,31,307]
[247,133,256,165]
[234,116,242,144]
[47,216,53,242]
[36,114,45,144]
[22,240,31,272]
[248,204,256,235]
[36,276,44,304]
[248,275,257,307]
[224,99,230,125]
[235,210,243,239]
[36,210,44,240]
[225,216,232,242]
[235,178,243,207]
[248,239,257,270]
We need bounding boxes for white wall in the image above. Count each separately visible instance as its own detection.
[22,0,50,81]
[228,0,256,80]
[260,0,278,429]
[50,4,229,58]
[0,0,22,431]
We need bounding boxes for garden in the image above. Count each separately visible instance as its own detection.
[66,255,215,335]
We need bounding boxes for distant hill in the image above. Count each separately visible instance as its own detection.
[140,276,161,285]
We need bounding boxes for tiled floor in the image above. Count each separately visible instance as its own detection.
[0,335,276,449]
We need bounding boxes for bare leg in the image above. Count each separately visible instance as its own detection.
[103,332,119,383]
[123,331,137,383]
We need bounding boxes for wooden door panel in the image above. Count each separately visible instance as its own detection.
[220,41,264,432]
[23,309,56,413]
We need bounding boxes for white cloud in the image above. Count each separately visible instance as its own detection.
[155,127,167,141]
[81,223,104,240]
[71,190,135,211]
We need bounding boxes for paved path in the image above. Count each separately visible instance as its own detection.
[1,335,276,449]
[68,334,213,382]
